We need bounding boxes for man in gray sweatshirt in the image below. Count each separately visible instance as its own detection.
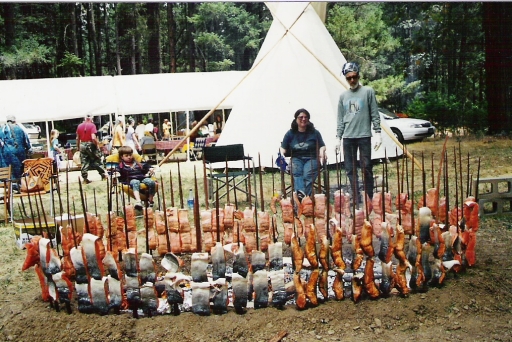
[336,62,381,200]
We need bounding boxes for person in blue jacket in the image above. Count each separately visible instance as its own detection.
[1,115,31,182]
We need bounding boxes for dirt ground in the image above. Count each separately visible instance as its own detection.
[1,137,512,342]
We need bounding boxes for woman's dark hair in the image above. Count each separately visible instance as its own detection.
[290,108,315,132]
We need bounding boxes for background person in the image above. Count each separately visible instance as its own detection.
[140,131,156,160]
[50,129,63,170]
[76,114,107,184]
[125,118,141,152]
[153,120,160,140]
[162,119,171,140]
[1,115,31,182]
[135,120,146,145]
[115,146,156,210]
[213,114,224,134]
[336,62,381,200]
[145,118,154,137]
[111,117,126,152]
[280,108,326,198]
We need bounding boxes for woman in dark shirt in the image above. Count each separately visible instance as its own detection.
[280,108,327,198]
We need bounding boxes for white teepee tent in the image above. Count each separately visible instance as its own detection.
[217,2,401,168]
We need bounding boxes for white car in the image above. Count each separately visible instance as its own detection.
[19,122,41,139]
[380,108,435,144]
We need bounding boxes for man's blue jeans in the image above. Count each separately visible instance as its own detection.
[291,157,318,196]
[343,137,374,199]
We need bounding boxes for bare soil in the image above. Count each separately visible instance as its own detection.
[0,137,511,342]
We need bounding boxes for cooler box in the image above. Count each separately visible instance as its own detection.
[13,218,57,249]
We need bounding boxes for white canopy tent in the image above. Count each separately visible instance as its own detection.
[217,2,401,167]
[0,71,247,123]
[0,71,246,161]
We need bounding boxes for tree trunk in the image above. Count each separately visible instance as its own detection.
[69,3,79,57]
[86,3,96,75]
[77,4,86,76]
[167,3,177,73]
[3,3,16,79]
[484,2,512,133]
[104,4,111,75]
[130,9,137,74]
[147,3,162,74]
[115,4,122,75]
[94,4,103,76]
[186,3,197,72]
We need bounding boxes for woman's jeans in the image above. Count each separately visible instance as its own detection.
[343,137,374,200]
[291,157,318,196]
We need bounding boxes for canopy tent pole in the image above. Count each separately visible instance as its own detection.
[42,120,54,217]
[170,112,174,137]
[186,110,191,162]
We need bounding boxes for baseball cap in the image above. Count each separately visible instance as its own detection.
[6,115,16,122]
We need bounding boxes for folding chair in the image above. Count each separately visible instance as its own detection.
[0,165,12,224]
[190,137,207,161]
[11,158,56,221]
[282,156,327,197]
[105,152,159,203]
[203,144,255,204]
[141,143,158,164]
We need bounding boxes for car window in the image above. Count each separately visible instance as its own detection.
[379,108,399,120]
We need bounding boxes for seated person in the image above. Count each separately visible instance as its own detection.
[198,123,210,137]
[189,120,199,142]
[115,146,156,210]
[280,108,326,198]
[140,131,156,154]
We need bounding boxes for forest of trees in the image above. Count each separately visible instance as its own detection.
[0,2,510,134]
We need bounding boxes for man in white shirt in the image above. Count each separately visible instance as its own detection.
[135,120,146,144]
[145,118,154,135]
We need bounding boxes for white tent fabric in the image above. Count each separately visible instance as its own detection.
[217,2,401,167]
[0,76,117,123]
[0,71,247,123]
[112,71,246,115]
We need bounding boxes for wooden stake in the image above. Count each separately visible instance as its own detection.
[193,166,201,252]
[177,161,183,209]
[475,157,481,202]
[215,181,220,243]
[395,148,401,225]
[421,152,426,207]
[258,153,264,212]
[454,147,459,222]
[225,158,230,205]
[78,178,89,234]
[160,175,171,253]
[466,152,470,199]
[38,191,53,248]
[202,155,209,209]
[169,169,175,208]
[120,185,129,249]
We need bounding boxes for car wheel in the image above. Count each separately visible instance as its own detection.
[391,128,404,145]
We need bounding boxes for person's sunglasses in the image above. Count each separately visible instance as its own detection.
[297,116,308,120]
[346,76,359,81]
